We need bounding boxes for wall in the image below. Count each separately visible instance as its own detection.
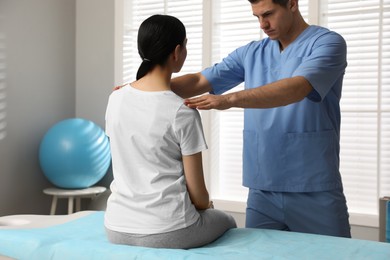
[0,0,119,216]
[75,0,123,208]
[0,0,76,215]
[75,0,119,126]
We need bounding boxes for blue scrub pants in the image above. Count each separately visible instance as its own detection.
[246,188,351,238]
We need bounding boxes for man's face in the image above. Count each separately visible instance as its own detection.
[251,0,295,41]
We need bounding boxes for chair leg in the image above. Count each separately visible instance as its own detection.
[50,196,58,215]
[76,197,81,212]
[68,196,74,214]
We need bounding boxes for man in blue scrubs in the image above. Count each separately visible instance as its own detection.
[172,0,351,237]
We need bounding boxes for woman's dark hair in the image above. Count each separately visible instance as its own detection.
[136,14,186,80]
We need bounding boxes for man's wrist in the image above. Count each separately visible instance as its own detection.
[226,92,237,109]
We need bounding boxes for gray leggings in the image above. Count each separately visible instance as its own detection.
[105,209,237,249]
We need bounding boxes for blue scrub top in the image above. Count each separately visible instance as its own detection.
[202,26,347,192]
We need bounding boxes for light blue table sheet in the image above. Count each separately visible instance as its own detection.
[0,211,389,260]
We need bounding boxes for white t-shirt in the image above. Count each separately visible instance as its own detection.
[104,85,208,234]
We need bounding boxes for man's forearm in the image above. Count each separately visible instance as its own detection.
[226,76,313,109]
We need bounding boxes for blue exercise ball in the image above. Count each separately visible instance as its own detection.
[39,118,111,189]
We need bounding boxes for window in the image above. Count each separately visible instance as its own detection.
[122,0,203,85]
[320,0,390,226]
[208,0,261,203]
[122,0,390,227]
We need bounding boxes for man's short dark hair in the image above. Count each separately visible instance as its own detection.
[248,0,290,7]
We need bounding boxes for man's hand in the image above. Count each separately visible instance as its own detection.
[184,94,232,110]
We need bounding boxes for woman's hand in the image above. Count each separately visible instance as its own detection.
[113,83,127,91]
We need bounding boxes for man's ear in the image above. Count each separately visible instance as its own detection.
[290,0,298,12]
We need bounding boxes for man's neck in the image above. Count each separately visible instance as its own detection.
[279,18,309,51]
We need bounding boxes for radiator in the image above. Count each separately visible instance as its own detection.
[379,197,390,242]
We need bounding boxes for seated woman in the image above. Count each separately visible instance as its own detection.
[104,14,236,249]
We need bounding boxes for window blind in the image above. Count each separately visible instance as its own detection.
[380,0,390,201]
[320,0,390,218]
[123,0,203,84]
[209,0,259,202]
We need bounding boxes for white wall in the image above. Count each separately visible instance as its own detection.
[0,0,118,216]
[0,0,76,215]
[75,0,118,127]
[74,0,123,202]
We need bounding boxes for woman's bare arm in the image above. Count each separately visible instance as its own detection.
[171,73,212,99]
[182,152,210,210]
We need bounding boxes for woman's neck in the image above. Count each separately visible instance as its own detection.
[132,66,172,91]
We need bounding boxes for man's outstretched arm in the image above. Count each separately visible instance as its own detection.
[184,76,313,110]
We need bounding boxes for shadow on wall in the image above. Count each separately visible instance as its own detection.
[0,13,7,142]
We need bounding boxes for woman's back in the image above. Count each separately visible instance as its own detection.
[105,85,206,234]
